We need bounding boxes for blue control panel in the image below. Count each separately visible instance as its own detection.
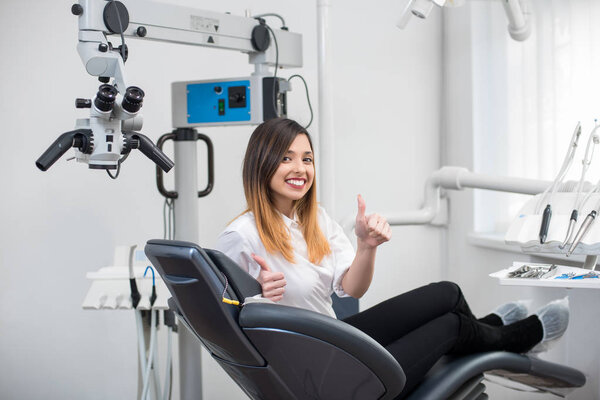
[186,80,251,124]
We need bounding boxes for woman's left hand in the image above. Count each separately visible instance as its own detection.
[354,194,392,249]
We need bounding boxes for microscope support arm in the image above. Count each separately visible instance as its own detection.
[77,0,302,68]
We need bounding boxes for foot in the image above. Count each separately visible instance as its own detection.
[530,297,570,353]
[492,300,530,325]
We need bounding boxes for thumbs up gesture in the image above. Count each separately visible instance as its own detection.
[252,253,286,302]
[354,194,392,248]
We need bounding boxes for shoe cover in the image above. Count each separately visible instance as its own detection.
[492,300,531,325]
[530,297,570,352]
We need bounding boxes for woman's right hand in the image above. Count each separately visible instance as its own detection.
[251,253,286,302]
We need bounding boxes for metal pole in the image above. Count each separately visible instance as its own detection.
[317,0,336,217]
[173,139,204,400]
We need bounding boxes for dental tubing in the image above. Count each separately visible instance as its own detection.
[560,123,599,248]
[141,309,158,400]
[536,122,582,243]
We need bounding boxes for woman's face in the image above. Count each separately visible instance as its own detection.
[269,133,315,216]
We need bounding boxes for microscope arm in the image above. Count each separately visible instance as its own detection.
[36,129,93,171]
[123,131,174,172]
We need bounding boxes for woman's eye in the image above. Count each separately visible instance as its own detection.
[282,156,292,162]
[303,157,313,163]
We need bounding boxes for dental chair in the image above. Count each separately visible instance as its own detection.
[145,239,586,399]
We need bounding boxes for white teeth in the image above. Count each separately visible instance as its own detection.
[286,179,304,186]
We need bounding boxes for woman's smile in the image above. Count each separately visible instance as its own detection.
[285,178,307,189]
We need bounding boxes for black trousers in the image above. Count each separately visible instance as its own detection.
[343,281,542,398]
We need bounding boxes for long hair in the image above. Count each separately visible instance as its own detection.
[242,118,331,264]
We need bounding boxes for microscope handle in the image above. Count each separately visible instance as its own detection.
[36,129,93,171]
[155,129,215,199]
[124,132,174,172]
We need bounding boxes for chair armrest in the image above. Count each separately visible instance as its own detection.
[239,303,406,393]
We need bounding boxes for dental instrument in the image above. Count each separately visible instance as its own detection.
[535,122,582,243]
[129,245,141,308]
[560,123,600,248]
[567,209,597,256]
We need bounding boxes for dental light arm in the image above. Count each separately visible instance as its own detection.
[397,0,531,41]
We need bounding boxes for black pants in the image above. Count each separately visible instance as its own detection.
[343,281,543,398]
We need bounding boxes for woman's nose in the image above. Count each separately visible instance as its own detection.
[292,159,305,173]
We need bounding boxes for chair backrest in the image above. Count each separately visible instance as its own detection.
[145,239,264,366]
[145,239,405,400]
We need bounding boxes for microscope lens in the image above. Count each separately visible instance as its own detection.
[122,86,145,113]
[94,84,118,112]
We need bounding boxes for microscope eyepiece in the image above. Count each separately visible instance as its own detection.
[122,86,145,113]
[94,84,118,112]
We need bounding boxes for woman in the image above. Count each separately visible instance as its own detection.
[216,118,569,397]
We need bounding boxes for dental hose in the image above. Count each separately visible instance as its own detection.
[536,122,582,243]
[561,123,599,248]
[141,306,158,400]
[162,324,173,400]
[129,245,141,308]
[129,245,149,400]
[141,266,159,400]
[135,310,148,399]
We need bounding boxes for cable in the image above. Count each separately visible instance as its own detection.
[144,266,157,307]
[106,153,130,179]
[287,74,314,129]
[221,273,241,306]
[111,0,126,61]
[253,13,287,29]
[264,24,280,118]
[163,198,175,240]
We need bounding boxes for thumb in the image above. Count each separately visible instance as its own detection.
[251,253,271,272]
[356,194,366,220]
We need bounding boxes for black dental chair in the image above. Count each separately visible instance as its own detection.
[145,239,586,399]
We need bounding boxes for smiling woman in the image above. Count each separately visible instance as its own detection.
[214,117,568,398]
[239,118,330,265]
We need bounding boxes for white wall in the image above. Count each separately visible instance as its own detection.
[443,4,600,399]
[0,1,442,399]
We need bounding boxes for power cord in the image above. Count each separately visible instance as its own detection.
[253,13,288,30]
[263,23,280,117]
[287,74,313,129]
[106,153,129,179]
[111,0,126,61]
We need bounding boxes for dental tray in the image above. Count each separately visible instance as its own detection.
[505,192,600,254]
[490,262,600,289]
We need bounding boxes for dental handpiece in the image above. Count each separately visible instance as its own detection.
[539,204,552,244]
[560,209,578,249]
[567,210,596,256]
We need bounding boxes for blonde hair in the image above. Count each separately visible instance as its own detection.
[242,118,330,264]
